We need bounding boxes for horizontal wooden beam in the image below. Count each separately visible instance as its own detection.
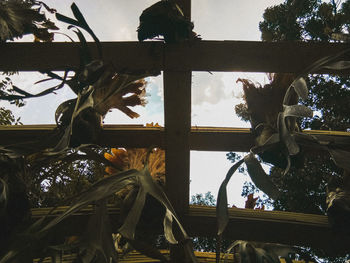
[1,41,350,73]
[185,206,349,255]
[34,250,233,263]
[0,42,163,72]
[31,205,350,255]
[1,125,349,152]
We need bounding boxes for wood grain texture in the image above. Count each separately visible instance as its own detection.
[163,71,192,214]
[31,205,350,255]
[1,41,350,73]
[0,125,349,152]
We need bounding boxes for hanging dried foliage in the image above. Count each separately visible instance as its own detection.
[0,0,58,42]
[137,0,200,43]
[216,45,350,261]
[0,2,199,262]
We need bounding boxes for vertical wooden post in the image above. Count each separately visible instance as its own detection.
[163,71,191,214]
[164,1,192,261]
[163,0,192,215]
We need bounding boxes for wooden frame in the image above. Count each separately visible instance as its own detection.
[1,0,350,255]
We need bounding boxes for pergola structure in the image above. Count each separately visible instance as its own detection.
[1,0,350,257]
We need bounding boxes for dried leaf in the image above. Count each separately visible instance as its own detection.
[56,3,101,57]
[137,0,198,43]
[244,193,258,209]
[244,153,280,200]
[323,61,350,70]
[251,133,280,154]
[282,105,313,118]
[119,186,147,240]
[225,241,304,263]
[79,200,118,263]
[0,1,58,42]
[328,148,350,171]
[0,178,9,213]
[277,112,299,156]
[163,209,177,244]
[290,77,308,101]
[216,158,245,236]
[118,150,196,262]
[41,169,138,232]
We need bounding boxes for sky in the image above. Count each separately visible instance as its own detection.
[0,0,284,208]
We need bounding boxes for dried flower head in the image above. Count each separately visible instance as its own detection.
[104,123,165,199]
[92,70,147,119]
[104,147,165,185]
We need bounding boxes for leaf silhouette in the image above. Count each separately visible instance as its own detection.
[216,158,245,236]
[244,153,280,200]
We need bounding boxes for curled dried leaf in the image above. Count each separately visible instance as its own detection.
[244,153,280,200]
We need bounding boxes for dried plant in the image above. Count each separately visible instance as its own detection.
[138,0,200,43]
[0,0,58,42]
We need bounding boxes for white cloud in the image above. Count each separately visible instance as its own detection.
[192,72,227,105]
[192,98,249,127]
[192,0,284,41]
[190,151,249,208]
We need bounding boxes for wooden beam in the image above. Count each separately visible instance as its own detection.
[30,205,350,255]
[185,206,350,256]
[164,40,350,73]
[34,250,233,263]
[190,126,254,151]
[1,41,350,73]
[0,42,163,72]
[163,71,192,214]
[0,125,349,152]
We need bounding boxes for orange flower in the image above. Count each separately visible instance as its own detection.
[146,122,161,127]
[104,148,128,174]
[105,147,165,185]
[103,123,165,200]
[104,147,165,200]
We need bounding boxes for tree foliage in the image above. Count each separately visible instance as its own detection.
[259,0,350,132]
[229,0,350,260]
[233,0,350,210]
